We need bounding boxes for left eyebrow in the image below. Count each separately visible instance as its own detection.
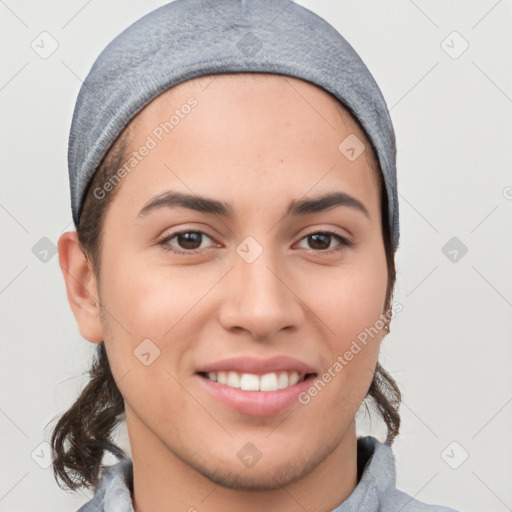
[287,191,370,219]
[138,190,370,219]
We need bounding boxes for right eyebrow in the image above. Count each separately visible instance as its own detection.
[139,191,234,217]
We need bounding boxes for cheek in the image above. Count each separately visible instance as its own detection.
[98,255,213,363]
[312,258,387,344]
[302,254,386,402]
[98,263,204,419]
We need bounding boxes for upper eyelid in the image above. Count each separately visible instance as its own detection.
[294,230,352,249]
[159,230,214,248]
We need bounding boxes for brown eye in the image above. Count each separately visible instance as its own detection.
[296,231,351,252]
[159,231,215,254]
[308,233,332,250]
[175,232,203,250]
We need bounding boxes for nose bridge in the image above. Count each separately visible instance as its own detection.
[240,245,283,299]
[221,235,302,338]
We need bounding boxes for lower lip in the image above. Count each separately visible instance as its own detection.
[196,374,316,417]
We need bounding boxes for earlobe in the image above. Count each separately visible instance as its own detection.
[58,231,104,343]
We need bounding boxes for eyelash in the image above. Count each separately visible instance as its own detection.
[157,229,353,255]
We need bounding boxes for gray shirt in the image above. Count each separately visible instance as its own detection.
[76,436,459,512]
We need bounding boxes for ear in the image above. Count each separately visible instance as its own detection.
[58,231,104,343]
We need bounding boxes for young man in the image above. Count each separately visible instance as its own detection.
[52,1,459,511]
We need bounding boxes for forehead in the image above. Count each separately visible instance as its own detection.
[127,72,381,180]
[102,72,382,222]
[141,72,370,136]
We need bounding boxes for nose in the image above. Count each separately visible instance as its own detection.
[218,245,305,341]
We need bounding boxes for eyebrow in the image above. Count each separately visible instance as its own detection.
[138,190,370,219]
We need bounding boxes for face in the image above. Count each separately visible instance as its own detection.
[92,73,388,490]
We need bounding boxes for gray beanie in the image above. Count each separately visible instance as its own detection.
[68,0,399,248]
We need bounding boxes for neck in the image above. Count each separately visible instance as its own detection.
[127,409,358,512]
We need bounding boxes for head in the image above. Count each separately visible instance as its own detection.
[52,72,400,491]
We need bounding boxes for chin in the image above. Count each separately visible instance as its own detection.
[191,454,317,491]
[168,434,340,492]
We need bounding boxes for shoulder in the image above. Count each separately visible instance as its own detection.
[381,487,460,512]
[348,436,461,512]
[76,458,134,512]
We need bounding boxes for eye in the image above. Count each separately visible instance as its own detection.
[157,229,352,255]
[296,230,352,253]
[158,230,216,254]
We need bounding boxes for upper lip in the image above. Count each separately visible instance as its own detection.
[196,356,317,376]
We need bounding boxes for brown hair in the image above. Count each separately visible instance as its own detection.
[49,88,401,493]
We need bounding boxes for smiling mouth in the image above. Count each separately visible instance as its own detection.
[197,371,317,391]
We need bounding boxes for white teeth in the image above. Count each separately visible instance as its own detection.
[277,372,289,389]
[260,372,278,391]
[205,371,305,391]
[288,371,300,386]
[240,373,260,391]
[227,371,241,388]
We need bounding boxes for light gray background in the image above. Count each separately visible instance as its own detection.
[1,1,511,511]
